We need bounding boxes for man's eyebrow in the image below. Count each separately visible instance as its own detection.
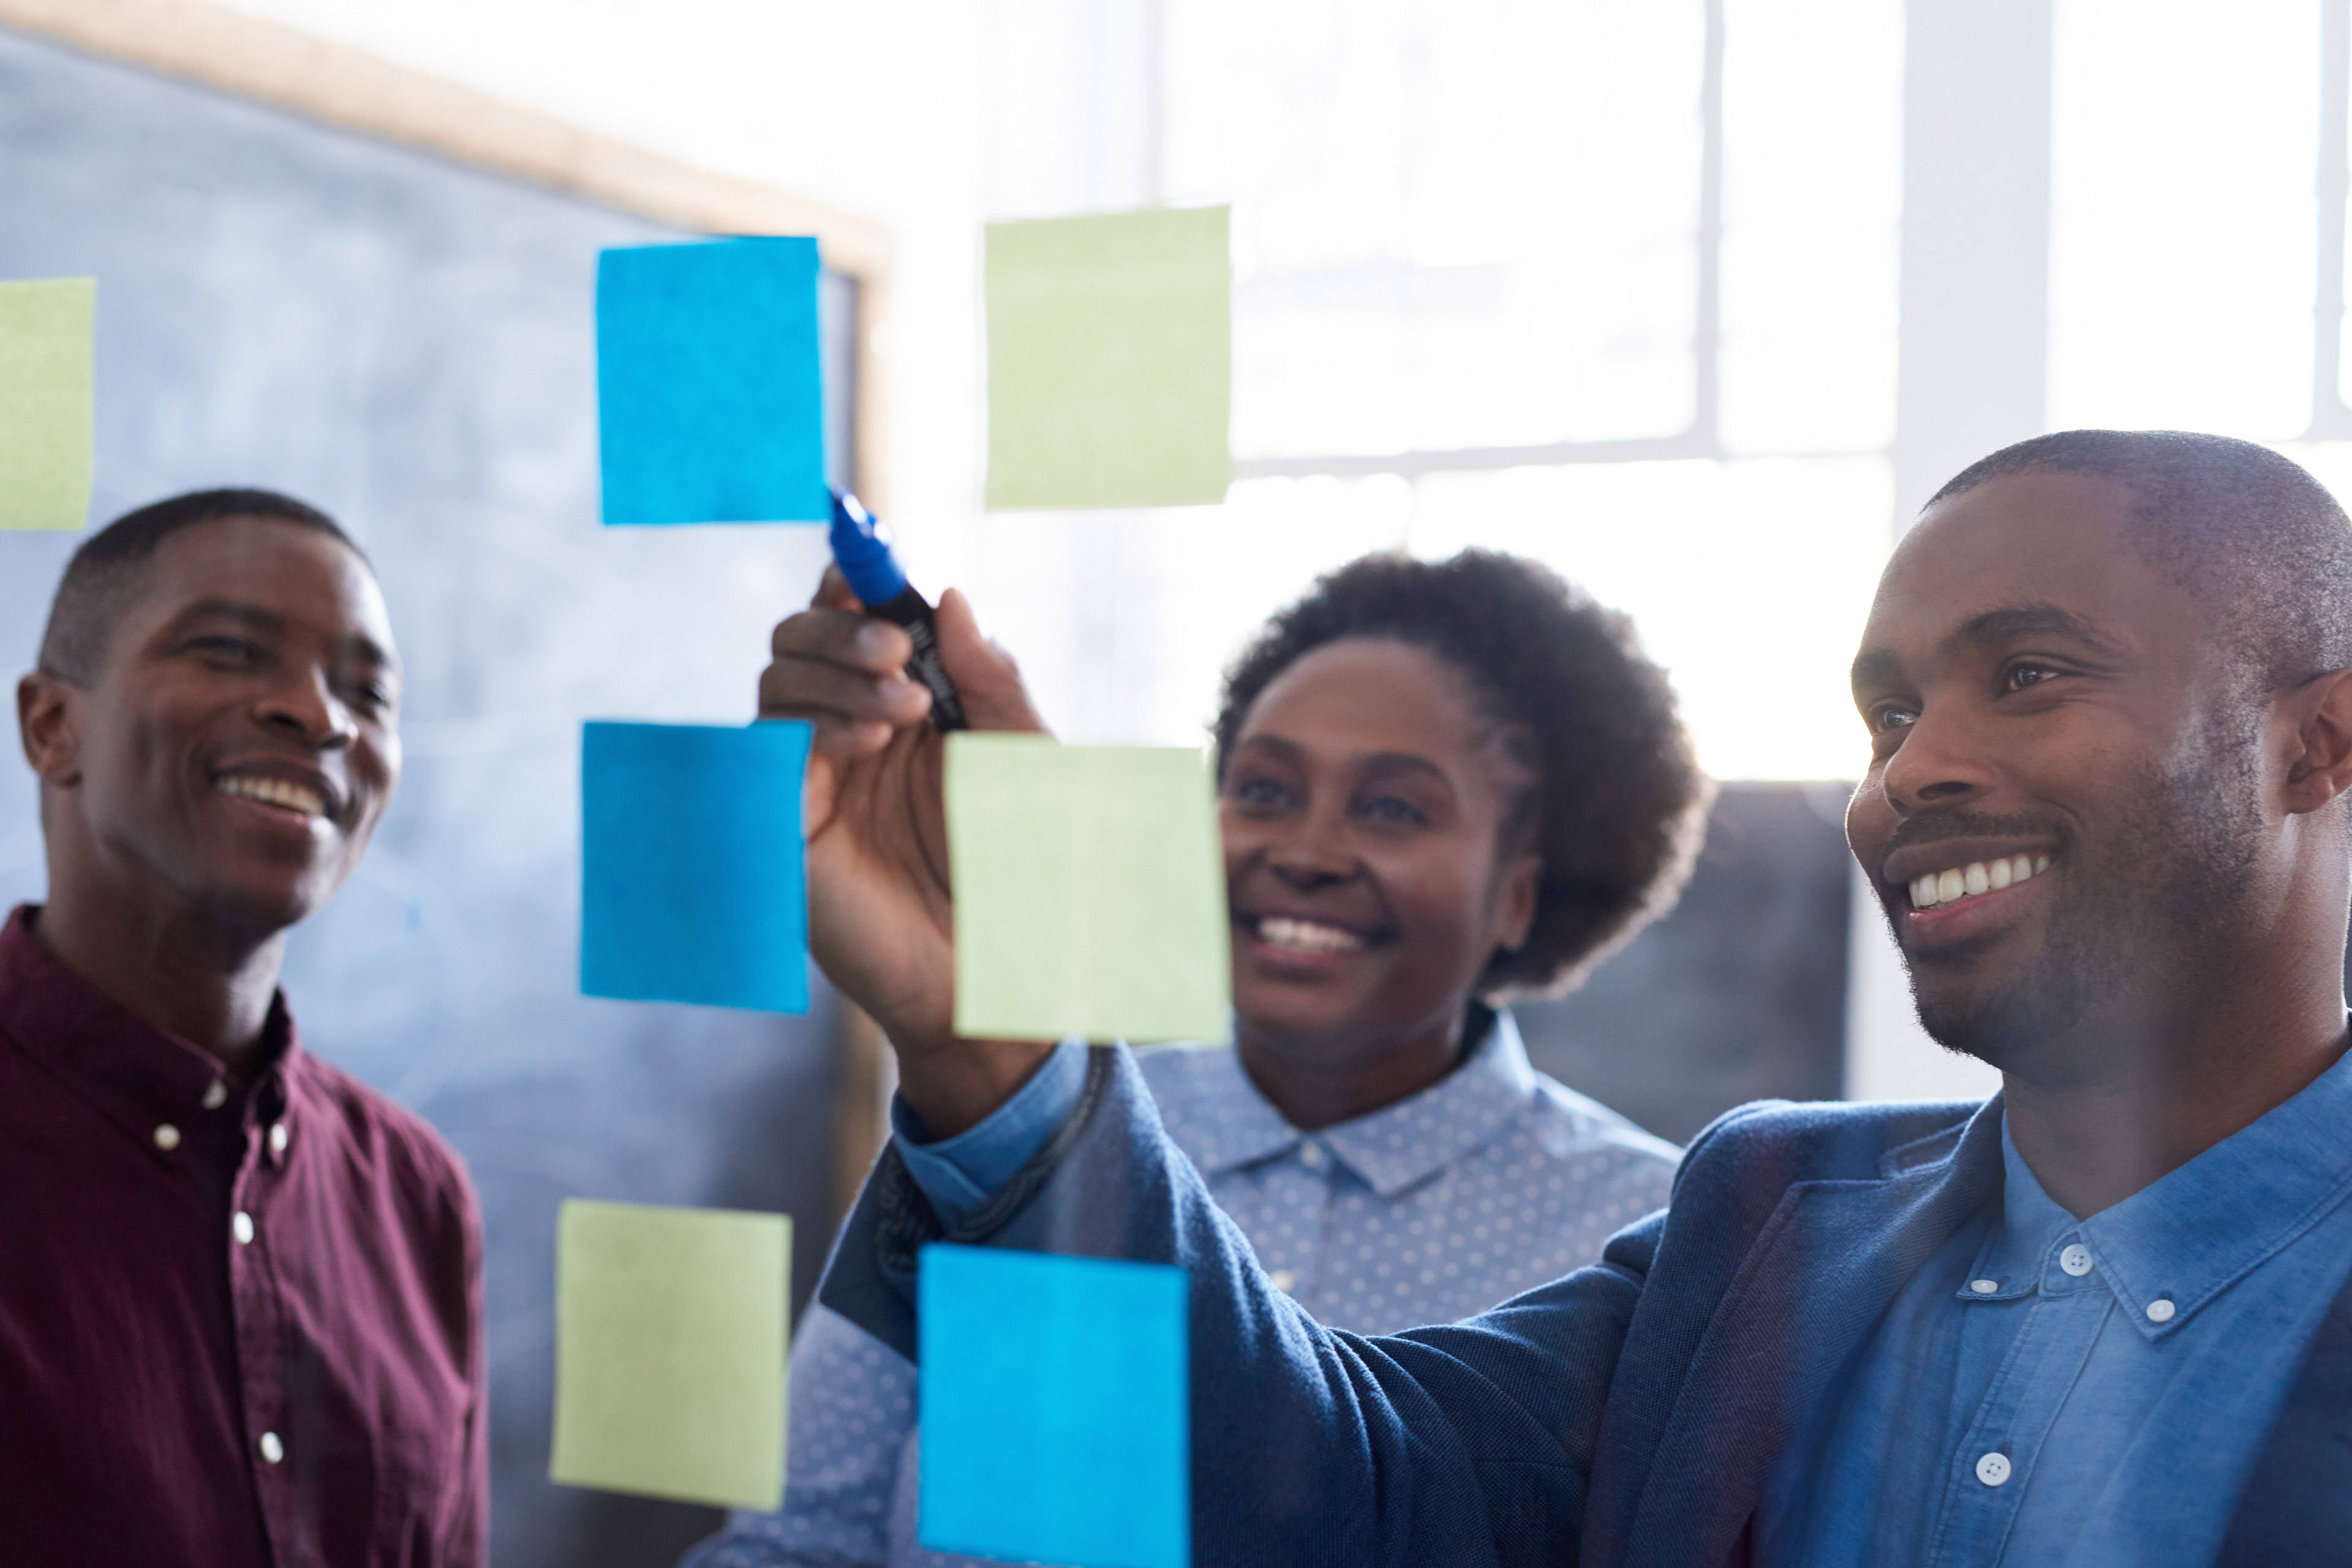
[1940,603,2128,663]
[168,598,399,671]
[342,630,399,672]
[170,597,285,632]
[1849,604,2126,696]
[1850,647,1902,694]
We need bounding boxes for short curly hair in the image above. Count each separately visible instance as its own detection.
[1214,549,1712,1001]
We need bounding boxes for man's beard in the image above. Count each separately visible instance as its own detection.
[1901,716,2267,1071]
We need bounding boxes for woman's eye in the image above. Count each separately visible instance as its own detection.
[1359,794,1429,827]
[1229,776,1291,809]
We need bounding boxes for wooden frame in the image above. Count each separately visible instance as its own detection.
[0,0,899,1214]
[0,0,893,508]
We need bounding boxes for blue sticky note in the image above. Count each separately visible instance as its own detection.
[580,720,812,1013]
[920,1245,1189,1568]
[596,238,829,524]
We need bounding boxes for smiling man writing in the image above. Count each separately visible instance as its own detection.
[769,429,2352,1566]
[1,491,484,1567]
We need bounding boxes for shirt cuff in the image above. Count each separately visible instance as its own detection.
[890,1039,1091,1229]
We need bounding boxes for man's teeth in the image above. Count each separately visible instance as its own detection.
[217,776,326,816]
[1256,917,1366,954]
[1909,854,2052,910]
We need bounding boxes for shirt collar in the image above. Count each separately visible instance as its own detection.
[1964,1043,2352,1339]
[1159,1011,1540,1199]
[0,904,303,1160]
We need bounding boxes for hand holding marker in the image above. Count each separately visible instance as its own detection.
[828,489,968,733]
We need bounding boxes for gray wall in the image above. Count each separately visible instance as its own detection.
[1517,783,1852,1145]
[0,28,848,1567]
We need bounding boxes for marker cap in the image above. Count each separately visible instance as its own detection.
[829,491,911,606]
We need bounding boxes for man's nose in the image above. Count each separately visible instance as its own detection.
[257,665,356,748]
[1880,703,1992,813]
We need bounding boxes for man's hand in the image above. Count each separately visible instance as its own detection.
[760,570,1056,1136]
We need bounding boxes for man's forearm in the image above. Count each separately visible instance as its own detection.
[816,1046,1643,1567]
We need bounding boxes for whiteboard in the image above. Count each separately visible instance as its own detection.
[0,25,850,1564]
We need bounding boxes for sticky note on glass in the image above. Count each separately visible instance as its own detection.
[551,1199,791,1510]
[946,734,1229,1042]
[921,1245,1188,1568]
[580,720,812,1014]
[984,206,1231,510]
[597,238,828,524]
[0,278,96,532]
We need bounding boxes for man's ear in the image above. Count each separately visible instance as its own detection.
[18,671,83,787]
[1491,850,1544,954]
[2282,666,2352,815]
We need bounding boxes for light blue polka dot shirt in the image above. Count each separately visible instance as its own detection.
[684,1011,1679,1568]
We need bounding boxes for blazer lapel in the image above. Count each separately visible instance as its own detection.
[1607,1105,2005,1568]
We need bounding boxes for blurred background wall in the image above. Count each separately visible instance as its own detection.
[9,0,2352,1562]
[0,20,873,1565]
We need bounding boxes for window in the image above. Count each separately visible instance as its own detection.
[977,0,1902,781]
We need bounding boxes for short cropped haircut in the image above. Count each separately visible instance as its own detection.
[37,488,363,684]
[1214,549,1713,1000]
[1927,430,2352,688]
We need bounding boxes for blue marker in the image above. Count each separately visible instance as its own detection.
[829,490,968,732]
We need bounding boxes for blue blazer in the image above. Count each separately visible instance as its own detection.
[818,1047,2352,1567]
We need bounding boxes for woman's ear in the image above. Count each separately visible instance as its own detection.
[1490,850,1544,954]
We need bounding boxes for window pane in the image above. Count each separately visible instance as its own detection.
[1408,456,1893,780]
[2049,0,2319,440]
[965,479,1417,744]
[1719,0,1902,455]
[1166,0,1705,457]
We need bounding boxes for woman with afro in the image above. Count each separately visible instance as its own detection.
[694,548,1714,1568]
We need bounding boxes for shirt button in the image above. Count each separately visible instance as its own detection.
[2146,1297,2177,1323]
[1975,1451,2012,1487]
[2059,1243,2094,1276]
[258,1431,284,1464]
[202,1080,228,1110]
[268,1123,290,1156]
[1270,1269,1297,1293]
[1970,1278,2000,1294]
[153,1123,181,1152]
[232,1212,255,1245]
[1298,1144,1325,1170]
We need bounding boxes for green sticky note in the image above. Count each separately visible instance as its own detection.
[0,278,96,532]
[550,1199,791,1511]
[985,206,1231,510]
[947,734,1230,1042]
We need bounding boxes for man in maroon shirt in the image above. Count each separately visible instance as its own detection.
[2,489,485,1567]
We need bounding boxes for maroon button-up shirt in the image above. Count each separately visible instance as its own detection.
[0,905,485,1567]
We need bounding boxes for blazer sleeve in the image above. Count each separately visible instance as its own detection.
[817,1046,1655,1568]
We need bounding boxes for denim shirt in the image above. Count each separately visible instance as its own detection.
[685,1012,1677,1568]
[1759,1048,2352,1566]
